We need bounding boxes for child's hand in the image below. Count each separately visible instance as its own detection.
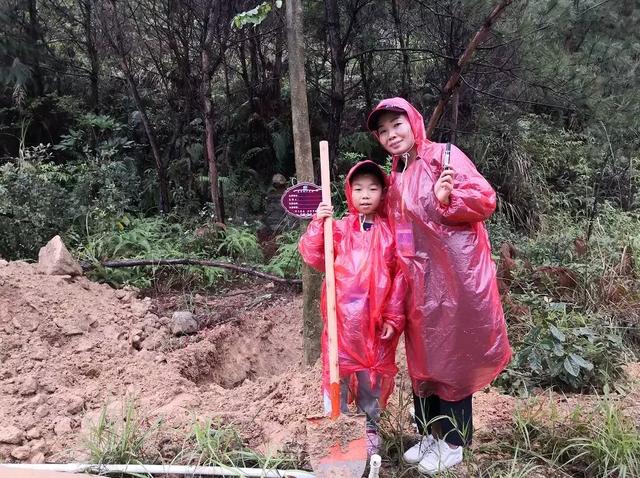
[434,167,455,205]
[316,202,334,219]
[380,322,395,340]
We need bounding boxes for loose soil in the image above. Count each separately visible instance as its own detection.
[0,260,638,475]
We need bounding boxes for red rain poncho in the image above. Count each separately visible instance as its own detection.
[298,161,406,406]
[368,98,511,401]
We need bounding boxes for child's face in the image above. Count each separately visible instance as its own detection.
[376,112,415,156]
[350,174,383,216]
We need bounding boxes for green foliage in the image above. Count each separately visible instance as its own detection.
[562,393,640,478]
[215,225,263,263]
[0,157,139,260]
[510,393,640,478]
[86,399,158,467]
[74,215,268,288]
[74,215,220,289]
[54,112,134,163]
[498,311,629,395]
[265,229,302,278]
[231,1,281,29]
[189,419,295,469]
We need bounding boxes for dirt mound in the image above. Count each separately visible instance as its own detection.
[0,260,314,463]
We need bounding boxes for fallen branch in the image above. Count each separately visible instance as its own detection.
[80,259,302,285]
[425,0,515,139]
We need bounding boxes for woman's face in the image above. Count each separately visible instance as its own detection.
[376,112,415,156]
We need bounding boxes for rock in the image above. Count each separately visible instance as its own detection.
[29,452,46,464]
[35,406,48,418]
[52,314,91,336]
[102,325,124,341]
[54,417,73,436]
[37,236,82,276]
[20,376,38,396]
[0,259,8,267]
[65,395,85,414]
[76,338,94,352]
[10,445,30,460]
[31,346,49,361]
[130,327,144,350]
[142,314,159,330]
[29,440,47,455]
[26,427,41,439]
[42,381,57,393]
[142,329,168,351]
[171,311,199,336]
[32,394,46,405]
[130,300,150,318]
[272,173,288,188]
[0,426,24,444]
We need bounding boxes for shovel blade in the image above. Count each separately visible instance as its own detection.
[307,415,368,478]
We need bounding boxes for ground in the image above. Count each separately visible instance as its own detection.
[0,260,638,476]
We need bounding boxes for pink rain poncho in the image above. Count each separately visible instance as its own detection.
[368,98,512,401]
[298,161,406,406]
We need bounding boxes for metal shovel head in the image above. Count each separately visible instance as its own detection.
[306,414,368,478]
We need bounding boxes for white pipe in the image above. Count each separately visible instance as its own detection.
[368,454,381,478]
[0,463,315,477]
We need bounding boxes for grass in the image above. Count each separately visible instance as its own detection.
[376,380,640,477]
[179,418,299,472]
[561,393,640,477]
[86,399,160,477]
[508,391,640,477]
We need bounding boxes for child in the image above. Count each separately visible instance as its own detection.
[367,98,512,475]
[298,160,406,456]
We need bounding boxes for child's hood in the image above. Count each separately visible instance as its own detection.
[367,97,430,152]
[344,160,389,216]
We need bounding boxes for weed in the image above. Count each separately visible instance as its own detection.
[86,399,159,474]
[561,391,640,478]
[265,229,302,278]
[185,418,297,471]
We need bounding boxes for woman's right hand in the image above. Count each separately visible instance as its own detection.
[316,202,334,219]
[434,168,455,205]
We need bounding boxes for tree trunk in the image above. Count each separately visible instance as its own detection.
[425,0,515,139]
[121,61,169,213]
[359,54,372,112]
[450,89,459,143]
[26,0,44,96]
[324,0,345,169]
[81,0,100,109]
[286,0,322,365]
[200,0,224,223]
[238,37,258,114]
[391,0,412,97]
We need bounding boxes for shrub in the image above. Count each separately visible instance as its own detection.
[265,229,302,278]
[498,311,629,395]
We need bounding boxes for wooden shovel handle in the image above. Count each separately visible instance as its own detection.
[319,141,340,418]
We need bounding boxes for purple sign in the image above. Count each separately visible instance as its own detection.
[281,182,323,219]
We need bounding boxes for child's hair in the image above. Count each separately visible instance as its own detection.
[349,163,386,188]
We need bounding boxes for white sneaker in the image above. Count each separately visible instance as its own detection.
[417,439,463,475]
[402,434,437,464]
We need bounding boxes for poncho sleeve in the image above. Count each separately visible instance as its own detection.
[298,216,326,272]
